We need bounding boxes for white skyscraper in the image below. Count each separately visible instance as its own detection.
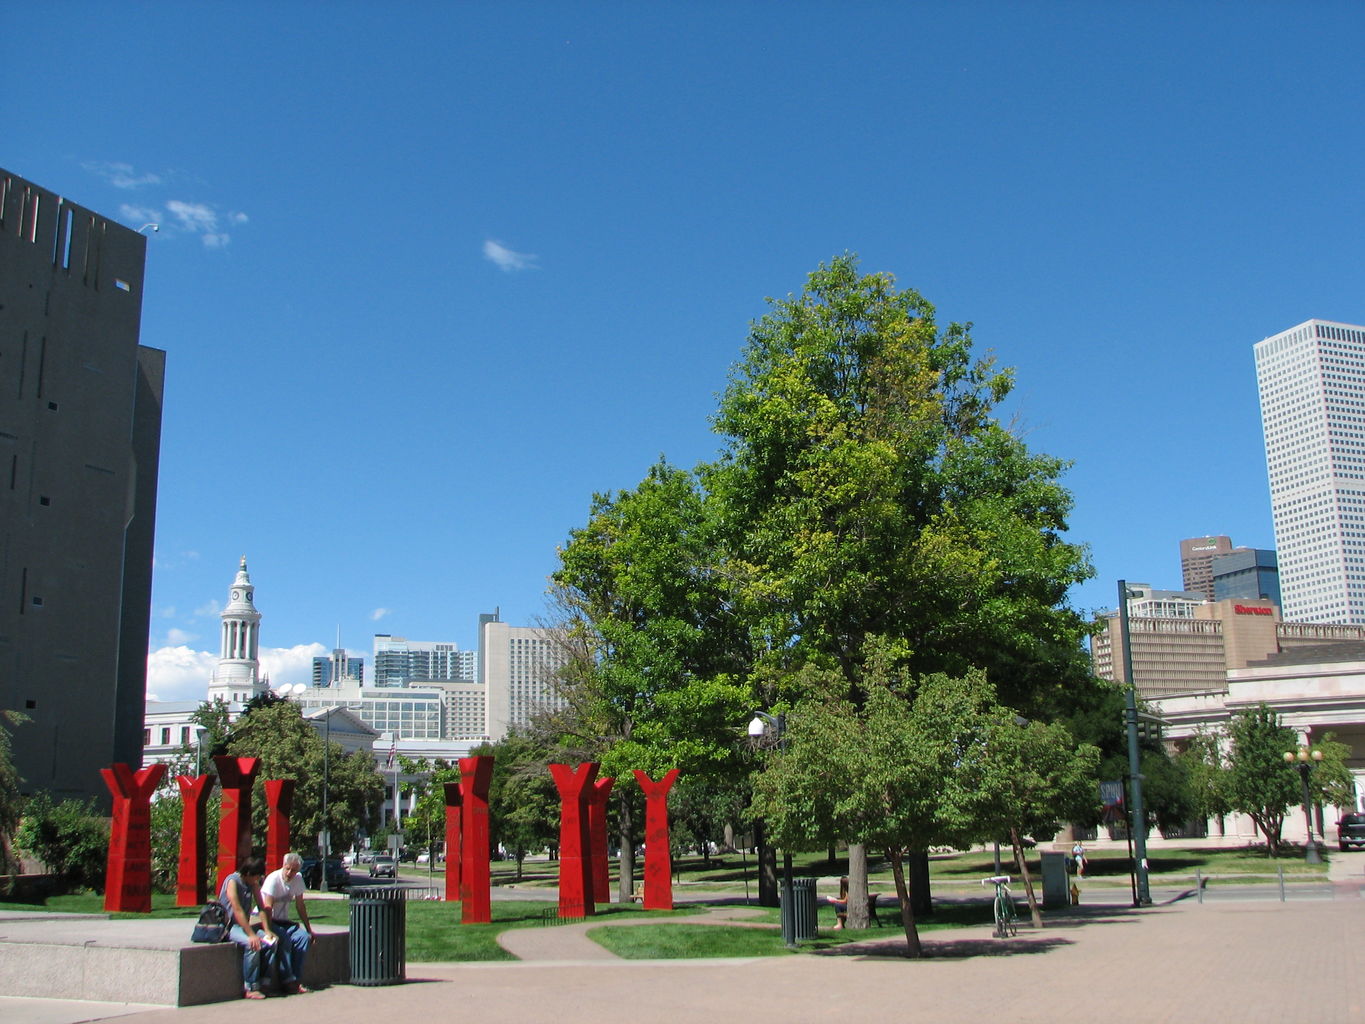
[1255,319,1365,623]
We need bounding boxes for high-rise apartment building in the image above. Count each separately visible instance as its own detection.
[1,170,164,803]
[313,649,364,687]
[372,634,475,687]
[1255,319,1365,623]
[479,612,569,740]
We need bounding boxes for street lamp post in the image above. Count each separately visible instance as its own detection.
[320,707,332,891]
[195,726,208,777]
[1117,580,1152,906]
[749,711,796,948]
[1283,745,1324,864]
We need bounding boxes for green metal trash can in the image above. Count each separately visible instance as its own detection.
[789,877,819,941]
[349,886,406,985]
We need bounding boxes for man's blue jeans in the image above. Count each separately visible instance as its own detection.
[270,920,311,983]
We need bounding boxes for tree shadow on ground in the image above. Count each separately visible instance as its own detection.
[815,935,1074,959]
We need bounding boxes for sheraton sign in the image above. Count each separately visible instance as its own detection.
[1234,604,1274,616]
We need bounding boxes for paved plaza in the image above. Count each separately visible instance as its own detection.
[4,872,1362,1024]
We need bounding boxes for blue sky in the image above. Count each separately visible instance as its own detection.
[9,2,1364,700]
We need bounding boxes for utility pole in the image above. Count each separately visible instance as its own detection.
[1117,580,1152,906]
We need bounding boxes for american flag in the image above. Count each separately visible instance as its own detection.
[385,737,396,769]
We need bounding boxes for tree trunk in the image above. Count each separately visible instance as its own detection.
[846,843,870,929]
[1010,828,1043,929]
[887,848,922,958]
[516,851,524,882]
[617,791,635,903]
[907,850,932,918]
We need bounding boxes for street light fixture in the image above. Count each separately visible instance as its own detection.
[1117,579,1152,906]
[195,726,208,777]
[748,710,796,948]
[1283,745,1324,864]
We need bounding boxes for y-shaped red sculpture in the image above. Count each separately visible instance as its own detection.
[550,762,598,918]
[213,755,261,890]
[589,777,615,904]
[633,769,680,910]
[175,774,215,906]
[443,780,462,903]
[101,763,166,913]
[459,755,495,923]
[265,779,295,870]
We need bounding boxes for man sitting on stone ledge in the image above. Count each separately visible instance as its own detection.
[261,852,316,995]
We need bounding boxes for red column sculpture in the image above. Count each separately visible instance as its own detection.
[175,774,216,907]
[459,755,495,924]
[100,763,165,913]
[589,777,615,904]
[443,780,462,902]
[633,769,680,911]
[214,755,261,891]
[549,762,598,918]
[265,779,295,870]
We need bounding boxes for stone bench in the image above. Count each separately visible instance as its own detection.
[0,911,349,1006]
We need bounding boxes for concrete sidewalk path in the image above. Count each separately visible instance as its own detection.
[11,895,1360,1024]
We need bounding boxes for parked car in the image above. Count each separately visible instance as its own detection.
[1339,812,1365,851]
[369,854,397,878]
[301,855,350,891]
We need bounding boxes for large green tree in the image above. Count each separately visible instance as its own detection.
[709,255,1095,922]
[551,460,754,899]
[708,254,1094,713]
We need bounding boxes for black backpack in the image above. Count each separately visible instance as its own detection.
[191,901,230,943]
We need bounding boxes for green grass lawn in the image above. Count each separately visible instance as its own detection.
[588,923,798,959]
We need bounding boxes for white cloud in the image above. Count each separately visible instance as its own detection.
[86,161,162,189]
[194,600,221,618]
[146,645,217,702]
[259,643,329,688]
[230,211,249,224]
[166,628,198,645]
[483,239,539,272]
[119,203,162,226]
[202,232,230,249]
[370,608,392,621]
[146,642,327,703]
[166,200,218,233]
[160,606,178,619]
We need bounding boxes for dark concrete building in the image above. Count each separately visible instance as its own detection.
[0,169,164,804]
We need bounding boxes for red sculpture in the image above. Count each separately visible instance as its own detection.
[459,756,495,924]
[589,777,615,904]
[550,762,598,918]
[175,774,216,907]
[213,755,261,891]
[264,779,295,870]
[443,780,462,903]
[100,763,165,913]
[633,769,680,910]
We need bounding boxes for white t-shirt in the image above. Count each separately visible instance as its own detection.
[261,869,306,923]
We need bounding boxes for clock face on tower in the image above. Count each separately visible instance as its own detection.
[232,590,242,601]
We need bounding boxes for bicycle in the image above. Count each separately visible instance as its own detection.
[982,875,1017,938]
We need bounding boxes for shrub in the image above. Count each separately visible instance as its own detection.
[15,793,109,892]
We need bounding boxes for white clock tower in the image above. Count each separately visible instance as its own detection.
[207,556,267,704]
